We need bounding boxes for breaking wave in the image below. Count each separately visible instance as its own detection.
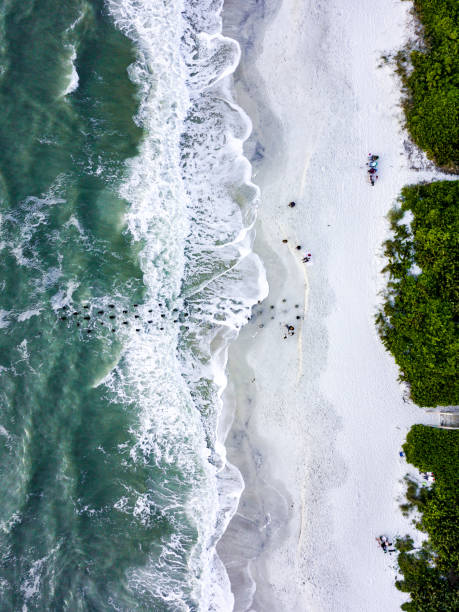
[106,0,267,608]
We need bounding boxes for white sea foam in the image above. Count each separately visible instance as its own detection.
[20,544,60,604]
[50,280,80,310]
[17,309,41,322]
[0,309,10,329]
[62,45,79,96]
[106,0,267,609]
[0,424,10,439]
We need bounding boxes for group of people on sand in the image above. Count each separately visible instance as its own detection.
[286,201,312,263]
[248,298,303,340]
[366,154,379,186]
[376,535,395,554]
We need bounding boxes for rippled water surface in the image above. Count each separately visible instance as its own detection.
[0,0,264,609]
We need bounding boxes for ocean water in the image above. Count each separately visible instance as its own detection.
[0,0,266,609]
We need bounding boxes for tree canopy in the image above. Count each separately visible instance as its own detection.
[401,0,459,169]
[376,181,458,407]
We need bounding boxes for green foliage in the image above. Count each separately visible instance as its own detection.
[404,426,459,572]
[397,551,459,611]
[405,476,430,511]
[382,9,459,610]
[377,181,459,406]
[402,0,459,169]
[396,535,415,553]
[395,426,459,610]
[404,426,459,488]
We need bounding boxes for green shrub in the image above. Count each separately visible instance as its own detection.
[401,0,459,169]
[396,535,415,552]
[404,426,459,487]
[404,476,430,511]
[377,180,459,407]
[395,426,459,610]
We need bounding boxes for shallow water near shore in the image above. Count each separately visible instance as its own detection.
[0,0,265,609]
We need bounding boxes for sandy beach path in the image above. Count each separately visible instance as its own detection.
[218,1,445,611]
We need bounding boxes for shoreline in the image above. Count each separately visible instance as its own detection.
[218,0,445,610]
[218,2,292,609]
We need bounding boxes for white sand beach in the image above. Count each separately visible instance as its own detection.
[218,1,445,610]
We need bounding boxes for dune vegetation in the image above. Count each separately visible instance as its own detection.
[396,0,459,170]
[376,180,458,407]
[378,11,459,597]
[395,425,459,611]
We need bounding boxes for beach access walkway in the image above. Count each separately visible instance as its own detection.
[439,409,459,429]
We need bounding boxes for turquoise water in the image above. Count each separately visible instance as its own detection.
[0,0,264,609]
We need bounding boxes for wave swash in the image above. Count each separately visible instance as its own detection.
[0,0,266,608]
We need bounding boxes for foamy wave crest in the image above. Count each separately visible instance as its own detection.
[107,0,267,609]
[62,45,79,96]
